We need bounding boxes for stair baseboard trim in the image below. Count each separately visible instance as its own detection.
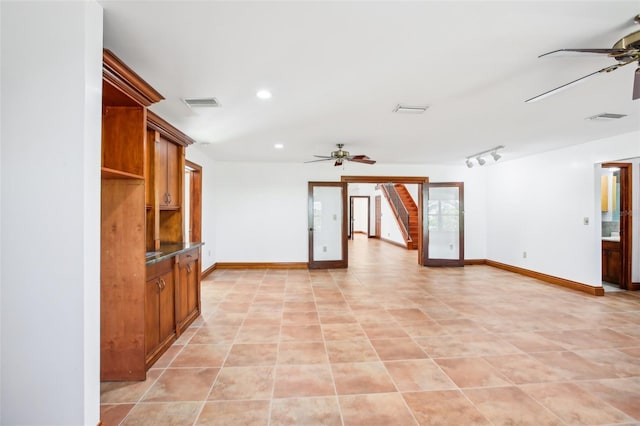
[215,262,309,270]
[485,260,604,296]
[380,237,408,249]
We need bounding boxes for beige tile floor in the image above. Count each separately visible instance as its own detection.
[101,235,640,425]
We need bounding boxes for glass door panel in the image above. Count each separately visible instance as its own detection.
[422,183,464,266]
[308,182,348,269]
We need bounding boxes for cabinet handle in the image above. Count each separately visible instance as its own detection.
[186,264,192,273]
[167,193,172,204]
[156,280,162,291]
[160,278,166,290]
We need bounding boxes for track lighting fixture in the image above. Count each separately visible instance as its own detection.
[465,145,504,167]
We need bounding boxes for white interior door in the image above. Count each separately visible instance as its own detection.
[422,182,464,266]
[308,182,348,269]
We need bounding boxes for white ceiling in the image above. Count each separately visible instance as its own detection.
[100,1,640,165]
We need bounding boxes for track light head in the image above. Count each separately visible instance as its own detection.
[465,159,474,168]
[476,156,486,166]
[491,151,501,161]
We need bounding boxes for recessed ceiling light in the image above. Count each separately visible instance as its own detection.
[274,143,284,149]
[256,90,272,99]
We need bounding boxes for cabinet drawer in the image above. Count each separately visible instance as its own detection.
[178,249,199,265]
[147,257,173,279]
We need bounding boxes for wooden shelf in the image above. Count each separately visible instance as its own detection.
[101,167,144,180]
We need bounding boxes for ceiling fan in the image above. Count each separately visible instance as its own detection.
[305,143,376,166]
[525,14,640,103]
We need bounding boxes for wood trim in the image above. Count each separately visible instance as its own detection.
[380,237,408,249]
[201,263,217,279]
[215,262,309,270]
[464,259,487,265]
[186,160,203,243]
[341,175,429,184]
[486,260,604,296]
[147,110,196,146]
[103,49,164,107]
[629,282,640,291]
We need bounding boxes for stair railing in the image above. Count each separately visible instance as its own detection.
[382,183,410,240]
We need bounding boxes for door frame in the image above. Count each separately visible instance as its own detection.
[602,162,633,290]
[422,182,465,267]
[349,196,371,239]
[308,181,348,269]
[185,160,202,243]
[341,176,429,264]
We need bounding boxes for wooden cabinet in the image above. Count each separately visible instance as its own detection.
[602,240,621,285]
[100,50,163,381]
[177,247,201,333]
[101,50,199,381]
[145,258,176,367]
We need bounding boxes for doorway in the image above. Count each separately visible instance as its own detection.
[601,162,633,290]
[185,160,202,243]
[349,196,370,239]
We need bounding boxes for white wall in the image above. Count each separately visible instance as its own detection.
[0,2,102,424]
[186,144,217,271]
[485,131,640,287]
[211,161,487,262]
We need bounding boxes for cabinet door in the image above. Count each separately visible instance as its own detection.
[165,141,180,209]
[177,250,200,331]
[157,138,180,210]
[157,138,169,207]
[158,269,176,343]
[145,278,161,355]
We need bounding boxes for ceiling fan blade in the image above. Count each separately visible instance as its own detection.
[539,48,628,58]
[304,158,333,163]
[526,55,640,103]
[633,67,640,100]
[313,155,332,159]
[349,157,376,165]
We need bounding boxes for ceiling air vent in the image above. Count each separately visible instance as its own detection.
[586,112,627,121]
[393,104,429,114]
[183,97,220,108]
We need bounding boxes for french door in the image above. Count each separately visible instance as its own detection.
[308,182,348,269]
[422,182,464,266]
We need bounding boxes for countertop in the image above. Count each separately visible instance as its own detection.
[602,237,620,242]
[145,241,204,265]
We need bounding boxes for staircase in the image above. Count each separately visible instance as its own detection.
[381,184,419,250]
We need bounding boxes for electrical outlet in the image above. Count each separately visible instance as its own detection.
[583,217,589,225]
[523,251,527,259]
[323,246,327,252]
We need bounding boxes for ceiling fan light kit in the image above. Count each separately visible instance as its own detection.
[305,143,377,166]
[465,145,504,168]
[526,16,640,102]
